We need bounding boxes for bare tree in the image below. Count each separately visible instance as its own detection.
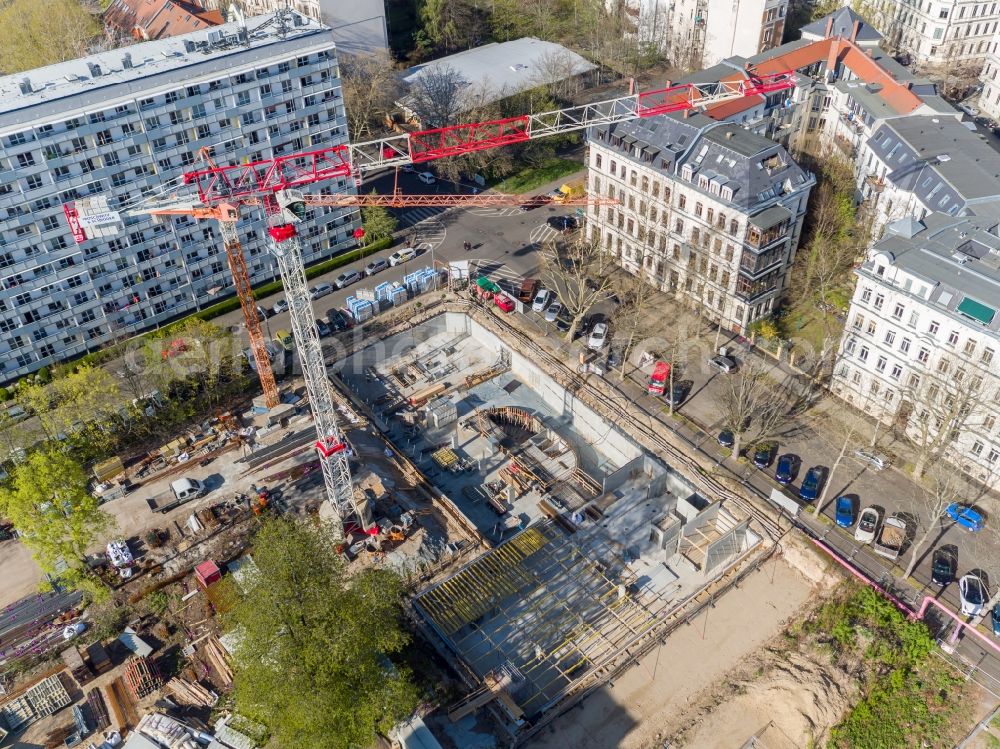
[901,464,984,579]
[340,51,402,139]
[531,50,586,101]
[811,398,875,517]
[540,235,619,341]
[403,64,468,128]
[715,358,792,459]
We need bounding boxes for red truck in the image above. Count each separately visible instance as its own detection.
[647,361,672,395]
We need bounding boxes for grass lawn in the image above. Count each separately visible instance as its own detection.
[493,158,582,194]
[781,298,844,356]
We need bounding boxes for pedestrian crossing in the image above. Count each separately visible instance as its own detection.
[468,206,526,217]
[528,224,559,248]
[403,217,447,251]
[397,206,447,228]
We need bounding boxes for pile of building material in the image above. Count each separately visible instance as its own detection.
[0,673,71,731]
[131,712,202,749]
[123,656,161,700]
[200,636,233,685]
[165,678,217,707]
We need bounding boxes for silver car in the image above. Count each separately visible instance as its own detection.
[587,322,609,350]
[853,448,889,471]
[544,302,563,323]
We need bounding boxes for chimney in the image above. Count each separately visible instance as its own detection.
[122,52,133,69]
[851,19,861,42]
[18,78,32,94]
[824,16,834,38]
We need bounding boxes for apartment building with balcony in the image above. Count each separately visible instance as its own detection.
[831,213,1000,482]
[0,11,358,382]
[585,112,814,333]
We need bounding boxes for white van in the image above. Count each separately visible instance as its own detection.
[171,477,205,502]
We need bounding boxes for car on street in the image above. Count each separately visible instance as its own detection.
[992,604,1000,636]
[752,444,774,469]
[532,288,553,312]
[835,496,856,527]
[853,448,889,471]
[707,354,737,373]
[315,318,331,337]
[309,282,334,300]
[587,322,609,350]
[931,547,957,586]
[959,574,987,616]
[774,454,796,485]
[718,430,735,448]
[365,258,389,276]
[946,503,985,532]
[547,215,579,232]
[272,298,289,315]
[544,302,563,323]
[798,466,825,502]
[417,171,436,185]
[327,308,351,331]
[334,270,361,289]
[666,382,689,407]
[389,247,418,266]
[855,506,880,543]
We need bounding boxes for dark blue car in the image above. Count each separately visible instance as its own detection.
[992,604,1000,637]
[774,454,795,485]
[799,467,824,502]
[835,496,856,527]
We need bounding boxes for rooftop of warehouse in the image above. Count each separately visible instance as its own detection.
[0,10,329,118]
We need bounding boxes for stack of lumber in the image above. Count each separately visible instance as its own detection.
[166,678,218,707]
[201,636,233,685]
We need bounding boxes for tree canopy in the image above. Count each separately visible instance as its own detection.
[224,518,419,749]
[0,0,100,74]
[0,446,114,597]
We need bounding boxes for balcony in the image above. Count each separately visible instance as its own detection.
[865,175,885,193]
[834,133,855,158]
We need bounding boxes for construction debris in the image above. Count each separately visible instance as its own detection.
[166,678,218,707]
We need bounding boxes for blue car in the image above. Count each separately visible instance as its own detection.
[992,604,1000,637]
[946,503,985,532]
[799,466,824,502]
[774,454,795,485]
[835,496,856,527]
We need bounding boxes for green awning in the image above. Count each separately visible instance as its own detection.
[957,296,996,325]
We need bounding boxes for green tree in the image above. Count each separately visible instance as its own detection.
[0,447,114,598]
[361,199,399,245]
[224,518,419,749]
[0,0,100,74]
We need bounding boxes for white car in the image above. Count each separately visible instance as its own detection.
[853,448,889,471]
[959,574,987,616]
[389,247,418,266]
[309,282,334,300]
[587,322,609,350]
[854,506,881,544]
[272,299,289,315]
[417,171,436,185]
[531,288,553,312]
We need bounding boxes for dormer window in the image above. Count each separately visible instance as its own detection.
[721,186,734,201]
[681,164,694,181]
[698,175,709,189]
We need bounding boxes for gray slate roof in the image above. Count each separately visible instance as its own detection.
[868,212,1000,335]
[588,111,813,213]
[871,116,1000,213]
[800,7,883,43]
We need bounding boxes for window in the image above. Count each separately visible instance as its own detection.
[859,346,870,362]
[892,302,904,319]
[937,358,950,374]
[876,356,887,373]
[963,339,976,356]
[861,287,872,302]
[899,338,911,354]
[908,310,919,327]
[853,314,864,329]
[947,330,959,345]
[985,414,997,431]
[929,320,940,334]
[983,347,995,365]
[884,331,895,346]
[25,174,42,190]
[678,194,687,210]
[917,347,930,363]
[890,364,902,380]
[873,294,884,310]
[595,154,602,169]
[988,448,1000,465]
[866,320,877,335]
[16,152,35,167]
[972,441,985,456]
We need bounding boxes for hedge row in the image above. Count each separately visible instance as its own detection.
[72,237,395,370]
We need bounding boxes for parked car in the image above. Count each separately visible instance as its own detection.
[666,382,689,407]
[335,270,361,289]
[519,278,540,303]
[327,308,352,331]
[798,466,825,502]
[532,288,553,312]
[707,354,737,373]
[587,322,609,350]
[256,305,270,320]
[853,448,889,471]
[309,282,334,300]
[365,258,389,276]
[272,298,289,314]
[274,329,294,351]
[389,247,418,266]
[873,514,908,560]
[752,444,774,469]
[835,496,856,528]
[992,603,1000,637]
[718,430,735,448]
[315,318,331,337]
[931,547,957,586]
[774,454,796,485]
[554,311,572,333]
[854,506,881,544]
[547,215,579,232]
[959,574,987,616]
[946,503,985,532]
[494,294,516,313]
[417,171,436,185]
[544,302,563,323]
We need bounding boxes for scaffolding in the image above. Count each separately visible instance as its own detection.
[413,522,665,717]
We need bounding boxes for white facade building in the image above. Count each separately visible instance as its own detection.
[585,112,814,333]
[831,213,1000,481]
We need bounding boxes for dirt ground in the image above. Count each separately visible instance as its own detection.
[0,538,42,609]
[525,551,822,749]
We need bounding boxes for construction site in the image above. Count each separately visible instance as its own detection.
[337,310,768,739]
